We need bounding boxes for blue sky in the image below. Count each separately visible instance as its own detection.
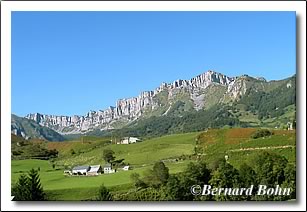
[12,12,296,116]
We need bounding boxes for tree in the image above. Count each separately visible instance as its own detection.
[282,163,296,200]
[152,161,169,185]
[238,163,257,200]
[162,175,183,200]
[27,169,45,200]
[249,151,288,200]
[179,161,212,201]
[208,156,227,171]
[209,160,242,201]
[12,174,30,201]
[143,161,169,188]
[12,169,45,201]
[102,149,115,163]
[96,184,113,201]
[250,151,287,186]
[130,173,146,189]
[238,163,256,187]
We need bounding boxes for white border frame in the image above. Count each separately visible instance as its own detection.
[1,1,306,211]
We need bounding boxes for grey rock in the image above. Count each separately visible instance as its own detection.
[25,70,253,134]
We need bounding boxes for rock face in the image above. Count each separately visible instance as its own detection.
[11,114,66,141]
[25,70,256,134]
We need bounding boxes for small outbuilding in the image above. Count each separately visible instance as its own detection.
[103,163,115,174]
[122,165,130,171]
[63,170,72,175]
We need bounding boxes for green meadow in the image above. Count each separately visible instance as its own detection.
[11,128,296,200]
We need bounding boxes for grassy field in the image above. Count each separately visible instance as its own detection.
[11,159,193,200]
[12,128,296,200]
[12,132,198,200]
[51,132,198,168]
[197,128,296,168]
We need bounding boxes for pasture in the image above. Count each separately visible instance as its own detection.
[11,128,296,200]
[197,128,296,168]
[51,132,198,168]
[11,159,193,200]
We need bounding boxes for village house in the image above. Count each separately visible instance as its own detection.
[122,165,130,171]
[71,165,102,176]
[72,165,89,175]
[87,165,102,176]
[287,122,293,130]
[120,137,141,144]
[103,163,115,174]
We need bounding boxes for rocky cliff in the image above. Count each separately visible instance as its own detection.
[25,70,262,134]
[11,114,66,141]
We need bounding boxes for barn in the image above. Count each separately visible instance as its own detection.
[87,165,102,176]
[72,165,90,175]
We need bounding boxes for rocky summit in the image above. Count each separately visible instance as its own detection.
[24,70,286,135]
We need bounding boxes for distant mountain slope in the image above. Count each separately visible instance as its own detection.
[11,114,65,141]
[87,76,296,138]
[237,75,296,119]
[24,70,296,135]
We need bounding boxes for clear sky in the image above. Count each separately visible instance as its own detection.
[11,11,296,117]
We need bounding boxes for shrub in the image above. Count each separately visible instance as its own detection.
[251,129,273,139]
[96,184,113,201]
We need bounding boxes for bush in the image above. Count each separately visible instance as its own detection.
[96,184,113,201]
[130,173,147,188]
[251,129,273,139]
[70,149,76,155]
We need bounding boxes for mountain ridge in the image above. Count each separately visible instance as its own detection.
[24,70,295,135]
[11,114,66,141]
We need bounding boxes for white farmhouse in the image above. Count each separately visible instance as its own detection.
[87,165,102,176]
[120,137,141,144]
[72,165,90,175]
[71,165,102,176]
[129,137,141,144]
[103,163,115,174]
[121,138,130,144]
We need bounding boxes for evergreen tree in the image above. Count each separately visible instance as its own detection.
[96,184,113,201]
[27,169,45,200]
[12,174,30,201]
[12,169,45,201]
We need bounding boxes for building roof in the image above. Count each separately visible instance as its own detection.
[122,137,140,140]
[72,165,90,171]
[129,137,140,140]
[104,163,112,168]
[88,165,101,173]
